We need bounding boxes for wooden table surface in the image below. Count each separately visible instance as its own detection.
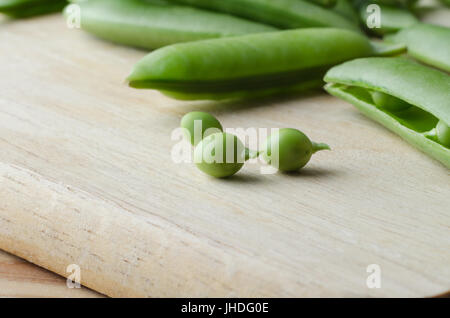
[0,8,449,297]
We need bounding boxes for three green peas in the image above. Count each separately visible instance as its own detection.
[370,91,450,148]
[181,111,330,178]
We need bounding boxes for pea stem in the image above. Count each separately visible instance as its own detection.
[312,142,331,154]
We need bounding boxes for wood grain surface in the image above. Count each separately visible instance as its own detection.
[0,10,449,297]
[0,250,102,297]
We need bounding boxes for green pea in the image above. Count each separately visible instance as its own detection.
[180,111,223,146]
[436,121,450,148]
[370,91,411,112]
[73,0,276,50]
[194,132,246,178]
[0,0,66,18]
[262,128,330,172]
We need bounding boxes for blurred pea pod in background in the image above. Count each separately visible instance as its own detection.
[353,0,418,8]
[357,0,419,35]
[332,0,360,24]
[68,0,277,50]
[0,0,67,18]
[386,23,450,72]
[165,0,360,31]
[305,0,338,7]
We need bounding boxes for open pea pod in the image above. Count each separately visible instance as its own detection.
[386,23,450,73]
[0,0,66,17]
[72,0,276,50]
[127,28,404,101]
[166,0,360,31]
[324,57,450,168]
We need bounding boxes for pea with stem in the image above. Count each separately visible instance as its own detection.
[262,128,330,172]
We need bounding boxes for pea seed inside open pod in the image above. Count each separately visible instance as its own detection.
[194,132,246,178]
[370,91,411,112]
[181,111,223,146]
[436,121,450,148]
[262,128,330,172]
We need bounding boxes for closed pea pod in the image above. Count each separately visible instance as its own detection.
[128,28,404,100]
[166,0,359,31]
[324,57,450,168]
[72,0,276,50]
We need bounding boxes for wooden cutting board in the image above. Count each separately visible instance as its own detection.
[0,13,449,297]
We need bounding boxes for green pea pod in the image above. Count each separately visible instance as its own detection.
[72,0,276,50]
[324,57,450,168]
[0,0,66,17]
[305,0,338,7]
[355,0,418,7]
[166,0,360,31]
[385,23,450,73]
[127,28,404,101]
[332,0,359,24]
[359,3,418,35]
